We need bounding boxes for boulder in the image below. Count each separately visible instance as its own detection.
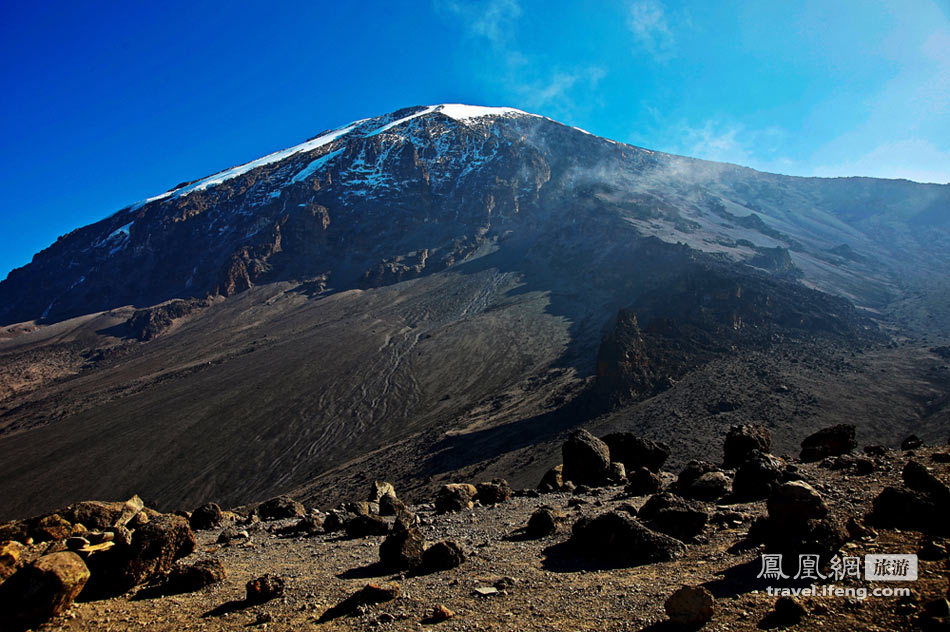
[322,511,348,533]
[475,479,512,505]
[674,460,719,493]
[378,493,406,516]
[681,471,732,501]
[562,429,611,486]
[217,527,250,544]
[368,481,397,503]
[749,515,846,573]
[733,452,786,499]
[902,435,923,451]
[800,424,856,461]
[723,424,771,468]
[422,541,465,572]
[600,433,670,472]
[639,493,709,541]
[767,481,828,522]
[123,514,196,586]
[902,460,950,502]
[28,514,72,543]
[345,514,389,538]
[0,540,25,581]
[256,496,306,521]
[274,516,324,537]
[537,465,564,492]
[189,503,224,531]
[570,511,686,566]
[61,495,144,530]
[435,484,478,513]
[869,486,948,535]
[624,467,662,496]
[525,507,564,538]
[164,559,226,593]
[606,462,627,484]
[379,526,425,570]
[665,585,715,626]
[0,552,90,630]
[245,574,285,603]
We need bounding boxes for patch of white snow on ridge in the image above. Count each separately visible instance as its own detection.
[170,121,362,197]
[365,106,440,136]
[435,104,535,121]
[292,148,344,183]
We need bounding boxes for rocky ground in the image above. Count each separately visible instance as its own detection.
[2,427,949,632]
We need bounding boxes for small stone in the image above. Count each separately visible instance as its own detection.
[473,586,499,597]
[429,604,455,621]
[664,585,715,626]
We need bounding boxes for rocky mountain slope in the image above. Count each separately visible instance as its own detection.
[0,105,948,521]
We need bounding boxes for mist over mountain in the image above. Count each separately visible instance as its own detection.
[1,104,948,520]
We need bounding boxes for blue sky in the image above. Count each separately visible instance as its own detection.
[0,0,947,280]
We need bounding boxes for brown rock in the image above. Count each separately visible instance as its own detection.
[538,465,564,492]
[767,481,828,522]
[422,541,465,572]
[165,559,226,593]
[664,585,715,626]
[600,433,670,472]
[800,424,856,461]
[525,507,564,538]
[435,484,478,513]
[379,523,425,570]
[570,511,686,566]
[429,604,455,622]
[257,496,306,520]
[562,429,611,486]
[0,552,90,630]
[0,540,25,581]
[189,503,225,531]
[246,574,285,603]
[723,424,771,468]
[476,479,513,505]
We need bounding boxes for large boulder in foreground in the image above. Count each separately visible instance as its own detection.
[0,552,90,630]
[723,424,771,468]
[800,424,856,462]
[562,430,612,486]
[601,433,670,473]
[570,511,686,566]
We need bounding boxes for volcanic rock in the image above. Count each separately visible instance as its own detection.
[562,429,612,486]
[800,424,856,461]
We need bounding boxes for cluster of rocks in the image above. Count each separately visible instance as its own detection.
[1,422,946,630]
[0,495,200,630]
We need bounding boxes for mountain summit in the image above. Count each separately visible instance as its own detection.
[2,103,947,327]
[0,105,948,519]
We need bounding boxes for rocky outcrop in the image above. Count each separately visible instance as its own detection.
[570,511,686,566]
[800,424,857,461]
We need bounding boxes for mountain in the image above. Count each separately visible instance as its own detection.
[0,104,948,520]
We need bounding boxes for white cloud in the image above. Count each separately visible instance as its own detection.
[627,0,675,59]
